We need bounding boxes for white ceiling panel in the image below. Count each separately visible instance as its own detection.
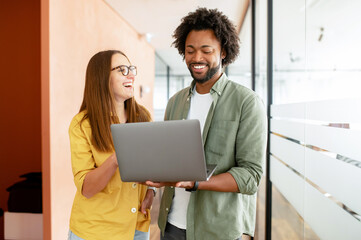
[105,0,248,75]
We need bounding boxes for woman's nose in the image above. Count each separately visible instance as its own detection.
[127,71,135,78]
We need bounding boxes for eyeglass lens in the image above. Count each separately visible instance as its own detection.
[118,66,137,76]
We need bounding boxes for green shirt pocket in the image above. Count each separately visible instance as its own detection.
[204,120,238,160]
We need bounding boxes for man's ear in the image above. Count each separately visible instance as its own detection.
[221,49,226,60]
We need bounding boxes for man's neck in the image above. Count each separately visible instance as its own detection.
[195,72,223,94]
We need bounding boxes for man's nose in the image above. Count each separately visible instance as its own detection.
[193,51,204,62]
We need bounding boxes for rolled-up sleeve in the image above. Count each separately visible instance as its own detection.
[69,118,95,193]
[228,95,267,195]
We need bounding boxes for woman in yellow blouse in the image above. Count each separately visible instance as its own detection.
[68,50,154,240]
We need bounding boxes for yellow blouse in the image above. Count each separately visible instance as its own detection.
[68,111,150,240]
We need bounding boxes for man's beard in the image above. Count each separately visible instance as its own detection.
[188,62,221,84]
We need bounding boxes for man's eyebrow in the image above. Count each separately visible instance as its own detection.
[185,45,213,48]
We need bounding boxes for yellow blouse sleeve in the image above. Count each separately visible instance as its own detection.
[68,116,95,193]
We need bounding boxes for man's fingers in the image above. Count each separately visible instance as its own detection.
[140,203,146,214]
[176,181,197,189]
[145,180,159,187]
[145,181,166,188]
[145,181,187,188]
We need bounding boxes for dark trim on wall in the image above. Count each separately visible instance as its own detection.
[266,0,273,240]
[251,2,256,240]
[155,52,172,101]
[251,0,256,91]
[167,65,170,100]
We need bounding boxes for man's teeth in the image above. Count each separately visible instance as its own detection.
[194,65,205,69]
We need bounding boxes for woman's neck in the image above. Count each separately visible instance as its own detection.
[115,100,127,123]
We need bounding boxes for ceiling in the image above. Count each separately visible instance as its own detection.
[105,0,249,75]
[105,0,361,76]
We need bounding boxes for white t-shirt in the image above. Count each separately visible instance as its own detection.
[167,87,213,229]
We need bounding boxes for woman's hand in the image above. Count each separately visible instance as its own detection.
[140,189,154,216]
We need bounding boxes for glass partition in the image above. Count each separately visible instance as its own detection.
[270,0,361,239]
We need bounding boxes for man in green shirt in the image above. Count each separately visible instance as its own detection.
[146,8,267,240]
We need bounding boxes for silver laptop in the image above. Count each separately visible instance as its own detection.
[111,119,217,182]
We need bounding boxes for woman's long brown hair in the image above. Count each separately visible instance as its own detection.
[79,50,151,152]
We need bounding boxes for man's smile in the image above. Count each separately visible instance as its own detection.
[190,63,208,73]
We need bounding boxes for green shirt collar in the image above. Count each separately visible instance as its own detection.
[187,73,229,97]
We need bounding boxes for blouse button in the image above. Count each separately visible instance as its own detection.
[131,208,137,213]
[166,208,169,212]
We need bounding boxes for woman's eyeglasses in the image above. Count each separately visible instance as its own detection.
[111,65,137,76]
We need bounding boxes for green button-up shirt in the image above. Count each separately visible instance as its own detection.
[158,74,267,240]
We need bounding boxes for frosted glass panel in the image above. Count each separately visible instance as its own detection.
[304,182,361,240]
[270,119,305,142]
[271,99,361,240]
[270,156,304,216]
[270,134,304,175]
[305,124,361,161]
[305,148,361,217]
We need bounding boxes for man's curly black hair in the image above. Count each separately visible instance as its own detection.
[172,8,240,66]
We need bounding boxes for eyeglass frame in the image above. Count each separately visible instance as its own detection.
[111,65,137,76]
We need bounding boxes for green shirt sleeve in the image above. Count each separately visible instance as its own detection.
[228,95,267,195]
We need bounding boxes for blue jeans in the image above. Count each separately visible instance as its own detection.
[68,229,150,240]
